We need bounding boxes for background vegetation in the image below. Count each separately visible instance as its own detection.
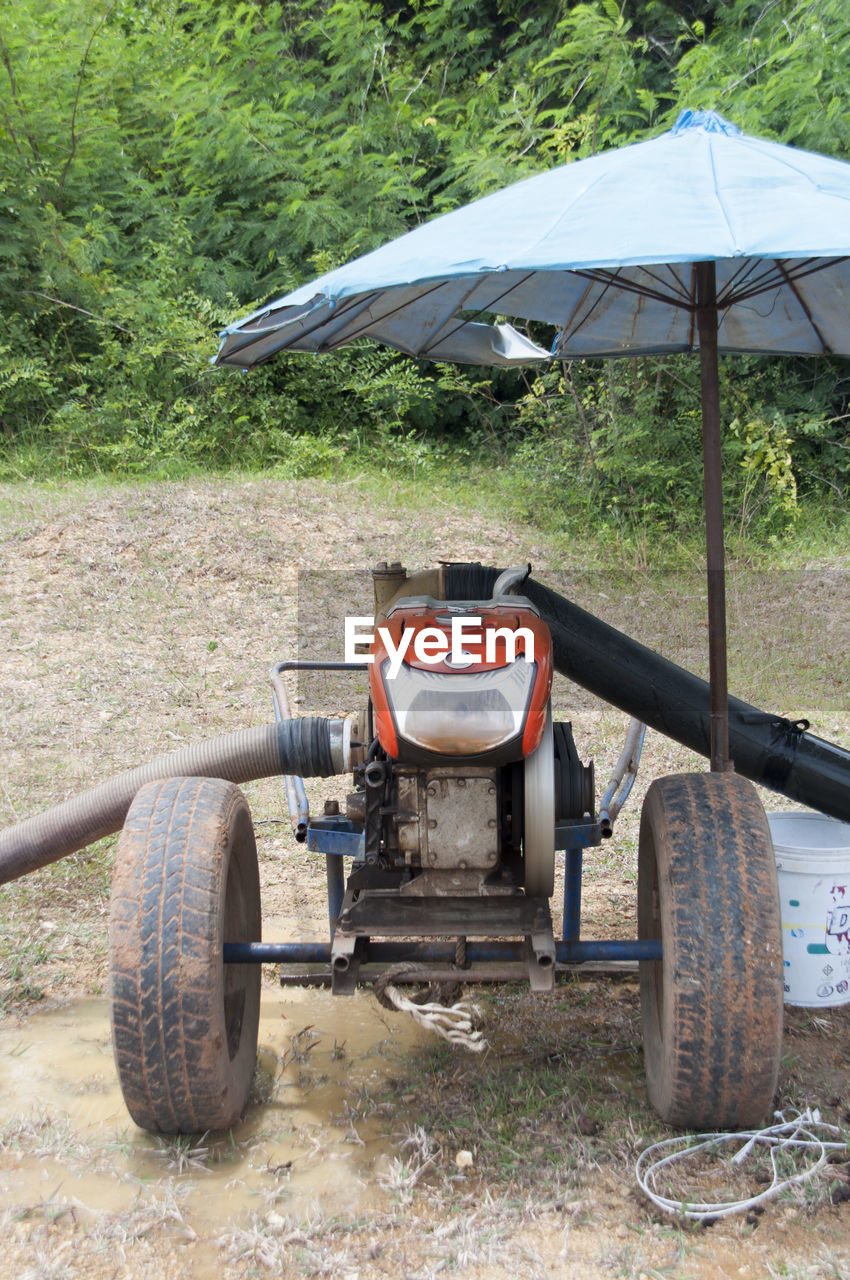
[1,0,849,538]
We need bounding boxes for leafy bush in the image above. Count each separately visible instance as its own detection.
[0,0,849,537]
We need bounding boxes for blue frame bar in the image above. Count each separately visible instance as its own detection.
[557,939,659,962]
[325,854,345,934]
[249,749,662,979]
[223,939,661,964]
[556,820,602,850]
[562,848,583,941]
[557,819,601,945]
[307,824,364,858]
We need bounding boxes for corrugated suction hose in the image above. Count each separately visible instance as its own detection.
[0,718,348,885]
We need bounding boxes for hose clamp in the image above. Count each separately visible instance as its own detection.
[328,717,352,774]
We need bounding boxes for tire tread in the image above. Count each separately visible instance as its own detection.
[638,772,783,1129]
[109,776,261,1133]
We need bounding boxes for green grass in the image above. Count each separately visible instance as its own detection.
[2,439,848,570]
[0,931,52,1011]
[383,981,661,1192]
[0,839,113,1014]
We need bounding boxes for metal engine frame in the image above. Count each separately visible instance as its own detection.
[224,558,659,993]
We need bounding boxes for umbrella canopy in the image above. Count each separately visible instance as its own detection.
[215,109,850,771]
[216,109,850,369]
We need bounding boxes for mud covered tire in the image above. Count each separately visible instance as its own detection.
[109,776,261,1134]
[638,772,783,1130]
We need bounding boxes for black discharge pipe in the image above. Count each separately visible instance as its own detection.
[0,718,347,886]
[446,564,850,824]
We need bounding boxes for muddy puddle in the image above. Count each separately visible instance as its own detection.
[0,985,427,1239]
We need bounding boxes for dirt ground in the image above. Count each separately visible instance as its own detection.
[1,475,850,1279]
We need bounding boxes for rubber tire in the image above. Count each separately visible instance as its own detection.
[638,772,783,1130]
[109,776,261,1134]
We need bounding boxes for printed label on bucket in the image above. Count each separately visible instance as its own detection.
[825,903,850,954]
[770,811,850,1008]
[780,879,850,1005]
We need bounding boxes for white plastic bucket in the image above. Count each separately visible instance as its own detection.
[768,811,850,1007]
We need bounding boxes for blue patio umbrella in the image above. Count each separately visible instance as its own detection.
[215,110,850,768]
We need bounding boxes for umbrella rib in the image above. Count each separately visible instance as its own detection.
[726,256,847,307]
[417,271,540,356]
[557,275,605,347]
[776,260,833,353]
[555,270,625,349]
[635,264,692,302]
[220,292,379,362]
[246,302,376,364]
[715,257,763,306]
[718,260,799,306]
[556,266,695,354]
[572,268,692,310]
[292,292,386,349]
[413,279,487,355]
[319,280,456,354]
[666,262,696,301]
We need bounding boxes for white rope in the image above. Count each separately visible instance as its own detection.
[381,983,488,1052]
[636,1108,847,1220]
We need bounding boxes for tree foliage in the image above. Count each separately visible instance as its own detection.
[1,0,848,532]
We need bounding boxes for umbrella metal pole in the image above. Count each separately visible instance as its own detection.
[697,261,731,772]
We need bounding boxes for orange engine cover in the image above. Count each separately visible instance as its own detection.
[368,602,552,761]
